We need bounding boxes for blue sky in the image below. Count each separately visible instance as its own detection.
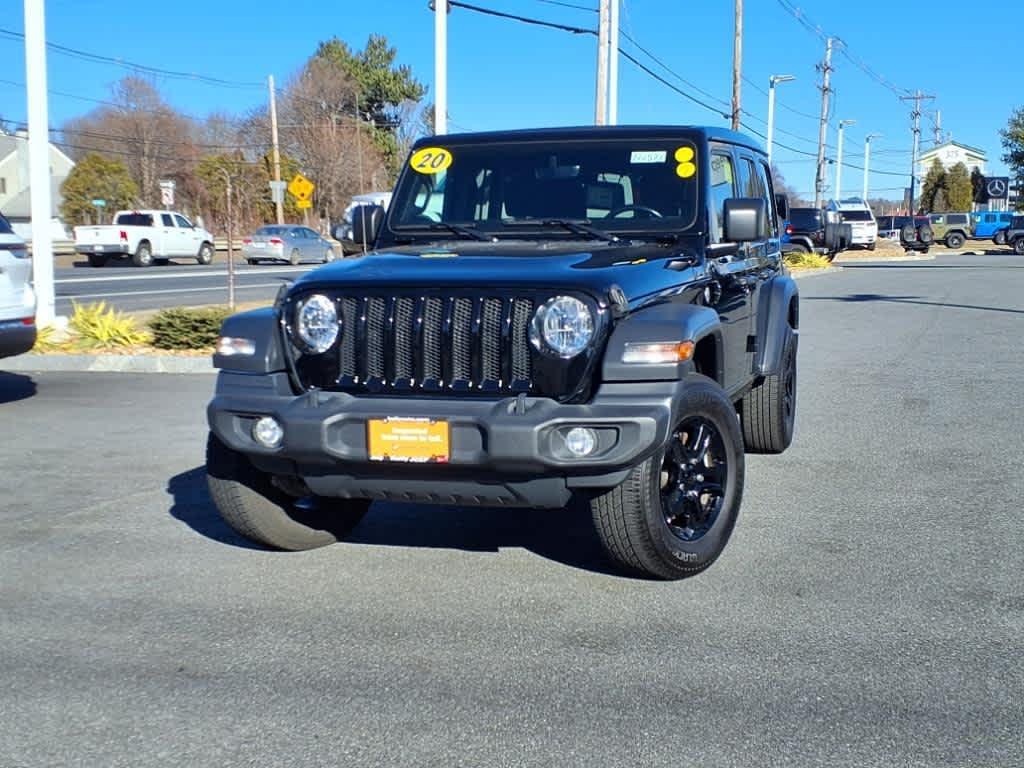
[2,0,1020,200]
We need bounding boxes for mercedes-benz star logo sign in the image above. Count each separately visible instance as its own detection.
[987,179,1007,198]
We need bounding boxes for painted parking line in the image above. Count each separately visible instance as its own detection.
[57,283,284,301]
[56,266,312,284]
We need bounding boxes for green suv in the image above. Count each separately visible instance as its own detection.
[927,213,972,249]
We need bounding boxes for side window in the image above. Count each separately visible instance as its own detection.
[161,213,174,227]
[985,214,995,223]
[710,151,736,242]
[738,158,765,199]
[174,214,192,228]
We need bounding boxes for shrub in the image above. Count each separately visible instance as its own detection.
[149,307,231,350]
[69,301,149,349]
[784,250,832,270]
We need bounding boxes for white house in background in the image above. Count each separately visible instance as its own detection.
[917,140,987,178]
[0,130,76,241]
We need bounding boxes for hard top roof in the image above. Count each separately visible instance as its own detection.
[415,125,765,154]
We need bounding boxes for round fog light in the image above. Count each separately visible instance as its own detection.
[252,416,284,448]
[565,427,598,458]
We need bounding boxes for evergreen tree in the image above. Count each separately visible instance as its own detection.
[919,158,946,213]
[60,153,139,227]
[1000,107,1024,211]
[945,163,974,212]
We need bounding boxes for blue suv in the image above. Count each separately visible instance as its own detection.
[971,211,1015,244]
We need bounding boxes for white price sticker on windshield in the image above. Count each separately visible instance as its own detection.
[630,150,667,164]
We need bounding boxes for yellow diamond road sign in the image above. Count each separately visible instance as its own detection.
[288,173,315,201]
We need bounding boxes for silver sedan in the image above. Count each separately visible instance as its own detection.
[242,226,338,265]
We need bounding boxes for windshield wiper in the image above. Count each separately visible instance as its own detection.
[426,222,492,241]
[501,218,620,243]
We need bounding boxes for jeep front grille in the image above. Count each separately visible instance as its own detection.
[322,293,535,394]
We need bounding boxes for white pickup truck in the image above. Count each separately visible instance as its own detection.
[74,210,215,267]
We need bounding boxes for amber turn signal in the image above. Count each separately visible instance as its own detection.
[622,341,695,364]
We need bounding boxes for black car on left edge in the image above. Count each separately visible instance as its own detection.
[205,126,800,580]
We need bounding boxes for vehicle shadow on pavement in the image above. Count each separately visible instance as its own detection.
[0,372,37,404]
[349,497,627,577]
[167,467,267,550]
[168,465,626,576]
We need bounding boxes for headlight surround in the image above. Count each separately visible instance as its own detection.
[530,295,594,358]
[294,294,339,354]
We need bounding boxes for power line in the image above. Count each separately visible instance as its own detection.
[530,0,596,11]
[0,27,263,89]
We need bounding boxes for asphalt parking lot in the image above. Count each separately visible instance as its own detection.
[1,253,1022,767]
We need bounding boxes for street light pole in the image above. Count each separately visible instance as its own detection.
[433,0,448,135]
[835,119,856,200]
[219,169,235,310]
[863,133,881,201]
[607,0,620,125]
[766,74,795,166]
[23,0,55,326]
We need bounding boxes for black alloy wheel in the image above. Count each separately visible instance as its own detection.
[660,418,728,543]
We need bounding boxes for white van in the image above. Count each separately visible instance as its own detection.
[829,197,878,250]
[0,211,36,358]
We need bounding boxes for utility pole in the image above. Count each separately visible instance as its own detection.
[901,91,934,213]
[864,133,881,201]
[835,119,855,200]
[607,0,620,125]
[934,110,942,146]
[731,0,743,131]
[766,74,795,166]
[433,0,448,135]
[595,0,610,125]
[813,37,834,209]
[268,75,283,225]
[23,0,55,327]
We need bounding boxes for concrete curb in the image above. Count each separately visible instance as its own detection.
[835,253,935,263]
[791,266,843,279]
[3,353,215,375]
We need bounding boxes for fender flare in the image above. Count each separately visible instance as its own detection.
[602,302,724,382]
[787,235,816,253]
[755,275,799,376]
[212,307,287,373]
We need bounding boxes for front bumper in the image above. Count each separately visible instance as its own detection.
[0,319,36,358]
[208,371,681,508]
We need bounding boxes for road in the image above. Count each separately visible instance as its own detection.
[54,261,322,314]
[2,253,1022,767]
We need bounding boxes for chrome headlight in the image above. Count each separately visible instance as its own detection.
[294,294,339,354]
[530,295,594,358]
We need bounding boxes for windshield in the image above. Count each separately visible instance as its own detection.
[255,226,288,236]
[0,213,13,235]
[386,138,701,241]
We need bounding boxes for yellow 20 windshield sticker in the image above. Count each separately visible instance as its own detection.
[410,147,453,174]
[675,146,696,179]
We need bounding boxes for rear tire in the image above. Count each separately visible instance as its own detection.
[196,243,214,265]
[994,230,1007,246]
[290,248,301,266]
[206,433,370,551]
[132,241,152,267]
[1014,237,1024,256]
[323,249,336,263]
[590,376,745,580]
[87,253,108,268]
[741,330,797,454]
[945,232,965,249]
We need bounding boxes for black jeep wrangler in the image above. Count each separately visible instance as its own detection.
[206,126,800,580]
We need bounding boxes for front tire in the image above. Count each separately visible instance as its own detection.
[132,241,152,267]
[323,249,336,263]
[590,376,745,580]
[994,230,1007,246]
[206,433,370,551]
[1014,238,1024,256]
[196,243,214,265]
[945,232,965,249]
[741,330,797,454]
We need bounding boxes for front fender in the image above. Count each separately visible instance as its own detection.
[602,302,723,382]
[212,307,287,374]
[755,275,799,376]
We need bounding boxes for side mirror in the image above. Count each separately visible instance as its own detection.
[350,205,384,247]
[723,198,769,242]
[774,193,789,222]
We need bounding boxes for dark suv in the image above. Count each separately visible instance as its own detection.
[1002,215,1024,255]
[784,207,849,261]
[206,126,800,580]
